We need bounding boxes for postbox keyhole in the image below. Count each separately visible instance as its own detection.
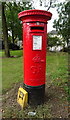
[19,91,24,100]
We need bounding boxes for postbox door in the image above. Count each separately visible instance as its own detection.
[24,31,47,86]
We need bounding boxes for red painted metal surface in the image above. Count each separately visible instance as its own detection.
[18,10,52,86]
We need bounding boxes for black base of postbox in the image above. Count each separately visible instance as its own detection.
[23,84,45,106]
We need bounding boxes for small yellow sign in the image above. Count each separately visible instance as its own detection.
[17,87,28,108]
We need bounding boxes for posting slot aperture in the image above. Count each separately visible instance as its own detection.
[31,26,44,31]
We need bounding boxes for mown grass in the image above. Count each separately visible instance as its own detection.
[2,50,68,94]
[46,52,68,86]
[2,50,23,93]
[0,50,23,57]
[2,50,68,118]
[0,51,2,94]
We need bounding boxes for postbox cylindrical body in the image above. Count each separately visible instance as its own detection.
[18,10,52,105]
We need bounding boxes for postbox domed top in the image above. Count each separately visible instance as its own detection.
[18,9,52,23]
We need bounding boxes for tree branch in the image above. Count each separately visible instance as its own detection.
[47,0,52,11]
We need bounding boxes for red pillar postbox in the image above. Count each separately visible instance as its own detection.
[18,9,52,105]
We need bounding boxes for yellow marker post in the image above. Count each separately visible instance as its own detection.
[17,87,28,108]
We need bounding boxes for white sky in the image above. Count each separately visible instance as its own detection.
[32,0,66,32]
[47,7,59,32]
[16,0,66,32]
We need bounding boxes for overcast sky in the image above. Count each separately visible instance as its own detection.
[10,0,66,32]
[32,0,66,32]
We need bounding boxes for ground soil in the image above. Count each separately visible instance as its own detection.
[2,82,69,118]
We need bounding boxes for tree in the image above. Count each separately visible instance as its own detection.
[32,0,57,11]
[5,1,32,44]
[53,1,70,48]
[47,33,62,50]
[2,2,10,57]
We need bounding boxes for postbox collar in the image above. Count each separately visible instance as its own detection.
[18,9,52,22]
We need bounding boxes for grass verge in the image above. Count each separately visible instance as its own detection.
[2,51,68,118]
[2,51,68,94]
